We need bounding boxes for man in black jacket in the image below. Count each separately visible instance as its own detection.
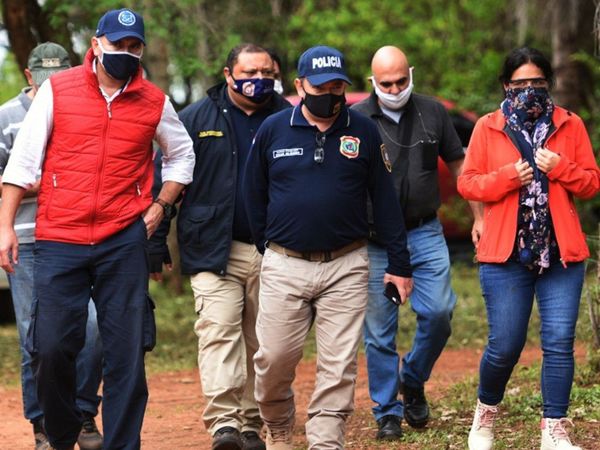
[150,43,290,450]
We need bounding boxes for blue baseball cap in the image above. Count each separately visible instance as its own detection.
[297,45,351,86]
[96,9,145,44]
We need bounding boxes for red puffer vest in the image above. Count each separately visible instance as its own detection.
[36,49,165,244]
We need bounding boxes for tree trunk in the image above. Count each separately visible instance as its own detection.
[550,0,595,114]
[2,0,78,76]
[2,0,40,71]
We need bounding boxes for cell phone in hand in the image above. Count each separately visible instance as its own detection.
[383,282,401,306]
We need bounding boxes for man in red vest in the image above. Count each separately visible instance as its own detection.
[0,8,194,450]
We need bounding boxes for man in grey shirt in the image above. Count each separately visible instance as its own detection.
[0,42,103,450]
[352,45,482,441]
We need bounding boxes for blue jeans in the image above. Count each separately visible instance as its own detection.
[364,218,456,420]
[29,219,154,449]
[8,243,102,422]
[478,260,584,418]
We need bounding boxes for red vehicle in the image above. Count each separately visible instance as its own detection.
[286,92,478,241]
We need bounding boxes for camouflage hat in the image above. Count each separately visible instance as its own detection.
[27,42,71,86]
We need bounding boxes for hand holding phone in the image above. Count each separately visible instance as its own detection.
[384,282,402,306]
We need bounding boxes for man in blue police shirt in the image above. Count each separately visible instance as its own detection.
[243,45,413,450]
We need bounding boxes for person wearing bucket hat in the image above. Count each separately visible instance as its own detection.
[0,41,105,450]
[243,45,413,449]
[0,8,195,450]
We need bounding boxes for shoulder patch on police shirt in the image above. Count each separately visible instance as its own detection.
[273,148,303,158]
[339,136,360,159]
[198,130,224,138]
[381,144,392,172]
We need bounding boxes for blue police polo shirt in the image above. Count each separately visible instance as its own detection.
[243,104,411,277]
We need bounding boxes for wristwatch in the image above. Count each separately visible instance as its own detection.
[153,198,173,219]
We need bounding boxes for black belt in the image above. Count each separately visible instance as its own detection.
[405,213,437,231]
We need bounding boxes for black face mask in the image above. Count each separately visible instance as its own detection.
[98,40,141,81]
[101,52,140,80]
[303,92,346,118]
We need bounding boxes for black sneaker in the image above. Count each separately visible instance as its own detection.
[375,415,403,441]
[212,426,243,450]
[77,417,103,450]
[241,430,266,450]
[33,418,50,450]
[402,383,430,428]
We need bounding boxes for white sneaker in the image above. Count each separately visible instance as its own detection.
[265,426,293,450]
[540,418,582,450]
[468,400,498,450]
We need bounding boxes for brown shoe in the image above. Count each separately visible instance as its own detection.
[265,426,293,450]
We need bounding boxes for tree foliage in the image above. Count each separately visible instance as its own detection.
[1,0,598,118]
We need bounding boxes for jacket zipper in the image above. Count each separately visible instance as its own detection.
[90,100,113,244]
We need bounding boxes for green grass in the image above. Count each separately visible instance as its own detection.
[0,325,20,386]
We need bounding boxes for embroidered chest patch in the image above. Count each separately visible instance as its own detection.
[273,148,304,158]
[198,130,224,138]
[339,136,360,159]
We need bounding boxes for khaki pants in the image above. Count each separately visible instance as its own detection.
[191,240,262,434]
[254,246,369,450]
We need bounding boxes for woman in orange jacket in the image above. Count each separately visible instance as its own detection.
[458,47,600,450]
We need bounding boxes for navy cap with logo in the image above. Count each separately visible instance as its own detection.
[27,42,71,86]
[96,8,145,44]
[297,45,352,86]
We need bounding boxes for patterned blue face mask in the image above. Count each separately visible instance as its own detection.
[231,76,275,103]
[504,86,551,125]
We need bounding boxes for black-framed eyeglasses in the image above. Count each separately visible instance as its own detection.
[507,78,548,88]
[314,132,326,164]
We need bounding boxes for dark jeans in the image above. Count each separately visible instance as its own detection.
[28,219,155,449]
[478,260,584,418]
[8,243,102,422]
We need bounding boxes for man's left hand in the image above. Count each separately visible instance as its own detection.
[383,273,413,305]
[142,202,164,238]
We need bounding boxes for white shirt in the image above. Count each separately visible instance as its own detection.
[3,74,195,189]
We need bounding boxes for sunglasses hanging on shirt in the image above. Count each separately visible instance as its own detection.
[314,132,326,164]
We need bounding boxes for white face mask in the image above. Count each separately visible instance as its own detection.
[370,67,414,111]
[274,79,284,95]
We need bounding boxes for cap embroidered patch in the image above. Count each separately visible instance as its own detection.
[118,10,137,26]
[41,58,62,68]
[339,136,360,159]
[381,144,392,172]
